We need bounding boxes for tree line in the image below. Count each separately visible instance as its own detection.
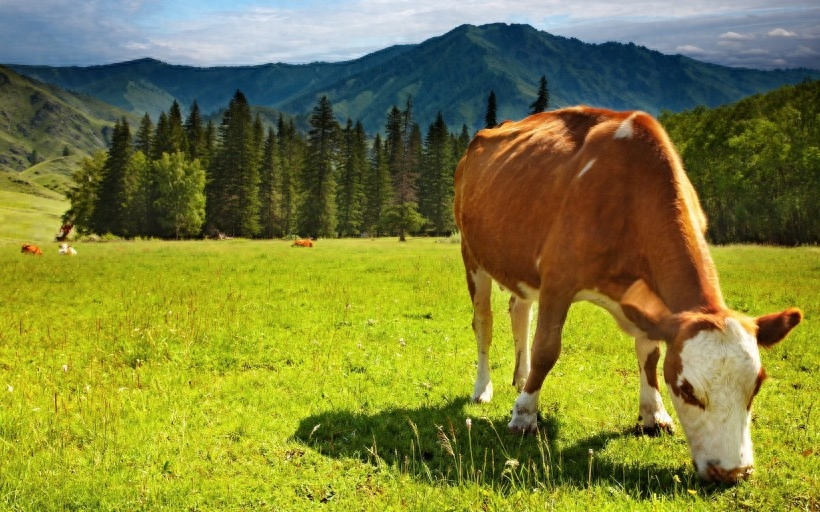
[65,74,552,241]
[660,79,820,245]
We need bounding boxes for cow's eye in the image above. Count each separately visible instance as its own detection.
[678,379,706,409]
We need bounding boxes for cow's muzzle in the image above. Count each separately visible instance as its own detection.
[702,461,754,484]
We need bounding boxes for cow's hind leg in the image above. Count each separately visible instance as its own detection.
[468,268,494,403]
[509,295,532,390]
[635,334,674,434]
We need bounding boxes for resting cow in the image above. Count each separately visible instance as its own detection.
[291,239,314,248]
[21,243,43,256]
[58,243,77,255]
[453,106,802,483]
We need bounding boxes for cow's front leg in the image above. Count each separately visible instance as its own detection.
[509,293,570,434]
[635,334,674,434]
[469,269,494,403]
[509,295,533,390]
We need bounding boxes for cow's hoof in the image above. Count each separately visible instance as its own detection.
[635,416,675,436]
[508,391,539,434]
[507,421,538,436]
[472,381,493,404]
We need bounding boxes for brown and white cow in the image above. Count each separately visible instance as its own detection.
[58,243,77,255]
[453,106,802,483]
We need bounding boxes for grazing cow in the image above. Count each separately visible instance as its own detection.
[453,107,802,483]
[21,243,43,256]
[291,238,314,248]
[58,243,77,255]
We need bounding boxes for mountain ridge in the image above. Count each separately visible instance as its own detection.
[6,23,820,135]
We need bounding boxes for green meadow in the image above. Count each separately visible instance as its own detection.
[0,238,817,511]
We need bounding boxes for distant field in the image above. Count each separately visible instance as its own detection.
[0,188,67,244]
[0,239,816,510]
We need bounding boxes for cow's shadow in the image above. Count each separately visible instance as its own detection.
[292,397,719,499]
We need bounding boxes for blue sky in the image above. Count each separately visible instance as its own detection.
[0,1,818,70]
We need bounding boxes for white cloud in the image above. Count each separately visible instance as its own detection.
[767,28,797,37]
[720,31,754,41]
[676,44,710,56]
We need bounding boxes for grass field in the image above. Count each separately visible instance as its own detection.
[0,188,66,244]
[0,238,817,511]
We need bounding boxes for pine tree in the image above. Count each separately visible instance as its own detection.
[529,75,550,114]
[385,96,423,241]
[258,127,281,238]
[336,119,367,237]
[202,119,216,168]
[207,90,261,237]
[485,90,498,128]
[151,112,170,161]
[452,124,471,164]
[134,113,153,154]
[93,117,136,236]
[277,115,304,236]
[419,112,455,235]
[185,101,206,163]
[299,95,339,238]
[65,151,106,235]
[168,100,188,153]
[363,134,392,236]
[153,102,187,159]
[128,150,153,237]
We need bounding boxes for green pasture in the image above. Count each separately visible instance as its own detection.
[0,188,66,244]
[0,239,817,510]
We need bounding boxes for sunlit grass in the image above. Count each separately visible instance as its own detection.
[0,239,816,510]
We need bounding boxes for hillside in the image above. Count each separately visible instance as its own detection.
[0,65,137,176]
[660,80,820,244]
[0,187,67,244]
[10,23,819,134]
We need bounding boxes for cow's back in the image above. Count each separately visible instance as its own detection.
[454,107,719,310]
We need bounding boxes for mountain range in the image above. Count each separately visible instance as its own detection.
[9,23,819,139]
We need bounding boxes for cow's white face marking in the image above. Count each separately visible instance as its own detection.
[614,113,638,139]
[668,317,761,482]
[577,158,597,179]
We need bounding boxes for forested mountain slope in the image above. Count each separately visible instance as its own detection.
[10,23,818,134]
[661,79,820,244]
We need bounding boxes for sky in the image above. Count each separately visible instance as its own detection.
[0,1,818,70]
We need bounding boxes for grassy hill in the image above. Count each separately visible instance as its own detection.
[0,65,137,173]
[0,186,67,244]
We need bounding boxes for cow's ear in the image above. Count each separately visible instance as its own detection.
[756,308,802,348]
[620,279,676,341]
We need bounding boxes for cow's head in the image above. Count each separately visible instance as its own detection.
[621,280,801,483]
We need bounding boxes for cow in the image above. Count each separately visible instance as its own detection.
[291,238,314,248]
[453,106,802,484]
[55,223,73,242]
[21,243,43,256]
[58,243,77,255]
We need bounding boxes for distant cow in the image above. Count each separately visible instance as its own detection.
[21,243,43,256]
[55,223,73,242]
[58,243,77,255]
[291,239,314,248]
[453,106,802,483]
